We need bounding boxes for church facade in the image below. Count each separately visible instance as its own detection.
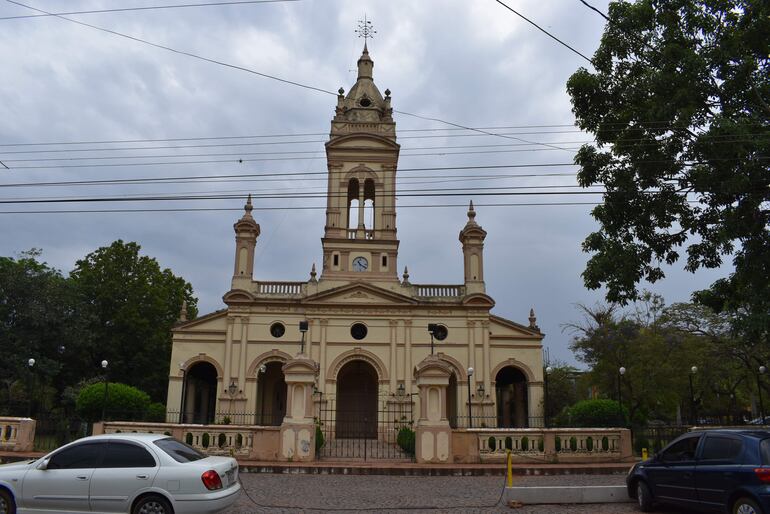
[166,46,545,444]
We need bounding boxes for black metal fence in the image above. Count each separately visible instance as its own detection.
[315,393,415,461]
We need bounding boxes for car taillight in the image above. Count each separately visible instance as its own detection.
[755,468,770,484]
[201,470,223,490]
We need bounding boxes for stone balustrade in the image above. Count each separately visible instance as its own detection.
[457,427,633,464]
[256,281,304,296]
[414,284,466,298]
[95,421,280,461]
[0,417,36,452]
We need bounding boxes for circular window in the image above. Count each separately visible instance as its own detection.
[359,97,372,107]
[350,323,368,340]
[433,325,448,341]
[270,322,285,338]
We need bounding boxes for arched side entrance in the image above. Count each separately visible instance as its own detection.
[447,373,458,428]
[336,360,378,439]
[183,362,217,424]
[255,361,287,426]
[495,366,529,428]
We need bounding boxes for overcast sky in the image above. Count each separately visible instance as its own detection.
[0,0,729,366]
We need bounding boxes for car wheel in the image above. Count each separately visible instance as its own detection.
[733,497,763,514]
[636,481,654,512]
[0,489,15,514]
[132,495,173,514]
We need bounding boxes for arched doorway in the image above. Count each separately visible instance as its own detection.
[255,361,287,426]
[336,360,378,439]
[183,362,217,424]
[447,373,458,428]
[495,366,529,428]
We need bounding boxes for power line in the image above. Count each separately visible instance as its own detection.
[6,0,337,96]
[576,0,609,21]
[6,0,575,154]
[0,201,602,215]
[493,0,594,64]
[0,0,301,20]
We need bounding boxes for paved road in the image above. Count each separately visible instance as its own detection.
[229,473,691,513]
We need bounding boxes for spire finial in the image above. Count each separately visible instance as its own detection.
[179,300,188,323]
[402,266,410,284]
[355,15,376,46]
[245,194,253,214]
[310,262,317,282]
[467,200,476,222]
[529,308,539,331]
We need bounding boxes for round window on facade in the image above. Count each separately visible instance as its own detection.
[350,323,368,340]
[270,322,286,338]
[433,325,448,341]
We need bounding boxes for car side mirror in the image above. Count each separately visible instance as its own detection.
[37,458,49,470]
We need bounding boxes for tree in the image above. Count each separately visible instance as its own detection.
[566,1,769,337]
[0,250,86,416]
[70,241,198,401]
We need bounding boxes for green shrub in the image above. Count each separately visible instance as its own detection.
[569,436,578,451]
[145,402,166,422]
[218,433,226,448]
[505,437,512,450]
[185,433,193,445]
[315,423,325,454]
[397,427,415,455]
[75,382,151,422]
[564,399,627,427]
[555,436,562,451]
[201,433,210,448]
[586,436,594,451]
[521,436,529,451]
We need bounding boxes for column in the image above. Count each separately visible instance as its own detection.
[404,320,413,393]
[223,318,235,395]
[389,320,398,393]
[482,320,491,394]
[239,316,248,392]
[319,319,328,391]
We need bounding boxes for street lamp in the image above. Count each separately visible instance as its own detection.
[298,321,309,354]
[618,367,626,420]
[179,362,187,424]
[258,364,267,425]
[689,366,698,425]
[427,324,439,355]
[467,367,474,429]
[101,360,109,421]
[544,366,553,428]
[758,365,767,425]
[27,358,35,417]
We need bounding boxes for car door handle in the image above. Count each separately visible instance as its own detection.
[136,474,149,480]
[76,476,89,481]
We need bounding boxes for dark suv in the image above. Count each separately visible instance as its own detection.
[626,429,770,513]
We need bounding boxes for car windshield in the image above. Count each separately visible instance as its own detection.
[761,438,770,465]
[154,437,205,463]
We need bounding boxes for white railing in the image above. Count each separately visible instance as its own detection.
[257,282,303,295]
[0,417,36,452]
[414,285,465,298]
[346,229,374,240]
[474,428,630,462]
[102,421,256,457]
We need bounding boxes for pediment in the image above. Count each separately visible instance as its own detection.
[173,309,227,331]
[461,293,495,308]
[223,289,256,304]
[326,133,399,151]
[489,314,544,339]
[303,282,417,306]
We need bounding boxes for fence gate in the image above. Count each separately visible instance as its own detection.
[315,393,414,460]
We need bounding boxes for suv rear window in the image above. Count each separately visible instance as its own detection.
[761,439,770,465]
[154,437,205,463]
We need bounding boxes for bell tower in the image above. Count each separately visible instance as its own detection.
[320,42,400,283]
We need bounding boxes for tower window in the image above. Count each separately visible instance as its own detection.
[270,323,286,338]
[359,97,372,107]
[382,255,387,267]
[333,254,339,267]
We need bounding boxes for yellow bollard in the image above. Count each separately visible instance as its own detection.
[506,450,513,487]
[642,448,648,460]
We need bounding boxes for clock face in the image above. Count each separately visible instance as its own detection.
[352,256,369,272]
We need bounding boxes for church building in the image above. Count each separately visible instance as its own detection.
[166,45,545,452]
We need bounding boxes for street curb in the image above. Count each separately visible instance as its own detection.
[505,485,632,504]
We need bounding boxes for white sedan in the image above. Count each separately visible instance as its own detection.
[0,433,241,514]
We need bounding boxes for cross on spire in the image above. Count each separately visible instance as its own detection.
[355,15,376,44]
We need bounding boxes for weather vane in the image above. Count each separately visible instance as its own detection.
[355,15,376,42]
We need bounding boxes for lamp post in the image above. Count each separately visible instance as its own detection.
[101,360,109,421]
[258,364,267,425]
[27,358,35,417]
[544,366,553,428]
[618,366,626,420]
[467,367,474,429]
[298,321,309,354]
[427,324,439,355]
[179,362,187,424]
[688,366,698,425]
[758,365,767,425]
